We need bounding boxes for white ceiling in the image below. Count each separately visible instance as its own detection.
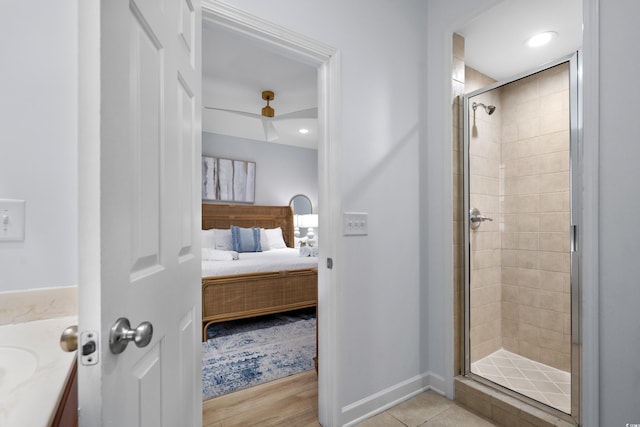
[457,0,583,81]
[201,1,583,147]
[202,21,318,149]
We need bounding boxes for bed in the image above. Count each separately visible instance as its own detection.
[201,204,318,341]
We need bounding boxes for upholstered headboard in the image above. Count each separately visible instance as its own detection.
[201,204,295,248]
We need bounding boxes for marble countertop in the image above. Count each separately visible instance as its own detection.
[0,316,77,427]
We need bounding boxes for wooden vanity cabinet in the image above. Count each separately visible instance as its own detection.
[50,357,78,427]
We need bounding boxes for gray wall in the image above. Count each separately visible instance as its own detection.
[202,132,318,210]
[0,1,77,292]
[598,0,640,424]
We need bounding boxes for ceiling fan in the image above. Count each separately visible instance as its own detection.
[203,90,317,142]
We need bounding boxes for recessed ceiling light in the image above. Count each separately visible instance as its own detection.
[298,128,309,134]
[525,31,558,48]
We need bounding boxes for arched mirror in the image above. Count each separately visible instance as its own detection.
[289,194,312,215]
[289,194,315,246]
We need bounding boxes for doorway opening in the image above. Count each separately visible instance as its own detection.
[461,55,581,424]
[200,3,339,425]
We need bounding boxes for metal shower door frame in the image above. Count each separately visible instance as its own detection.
[461,52,581,425]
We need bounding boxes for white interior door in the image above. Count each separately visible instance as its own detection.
[77,0,202,425]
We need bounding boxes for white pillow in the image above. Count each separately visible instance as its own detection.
[201,229,215,248]
[213,228,233,251]
[265,227,287,249]
[260,228,270,251]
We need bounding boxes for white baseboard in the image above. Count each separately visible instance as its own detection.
[341,371,447,426]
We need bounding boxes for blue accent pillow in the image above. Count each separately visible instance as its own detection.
[230,226,262,253]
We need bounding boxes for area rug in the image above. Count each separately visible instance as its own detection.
[201,309,316,400]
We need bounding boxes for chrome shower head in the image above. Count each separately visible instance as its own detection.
[472,102,496,115]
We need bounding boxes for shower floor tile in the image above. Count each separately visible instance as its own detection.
[471,348,571,413]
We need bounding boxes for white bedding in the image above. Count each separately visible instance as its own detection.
[201,248,317,277]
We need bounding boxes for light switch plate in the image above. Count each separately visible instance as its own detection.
[0,199,25,241]
[343,212,368,236]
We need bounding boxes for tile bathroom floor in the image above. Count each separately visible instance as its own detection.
[355,391,497,427]
[471,348,571,414]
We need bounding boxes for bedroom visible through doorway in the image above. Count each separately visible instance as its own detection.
[199,3,338,423]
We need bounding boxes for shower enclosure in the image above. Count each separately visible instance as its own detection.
[462,54,580,423]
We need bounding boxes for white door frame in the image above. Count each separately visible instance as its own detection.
[201,2,341,425]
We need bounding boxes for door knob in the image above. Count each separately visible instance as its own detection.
[109,318,153,354]
[60,325,78,352]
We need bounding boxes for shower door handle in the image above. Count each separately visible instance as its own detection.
[469,208,493,230]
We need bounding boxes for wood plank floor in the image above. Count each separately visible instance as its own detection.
[203,370,321,427]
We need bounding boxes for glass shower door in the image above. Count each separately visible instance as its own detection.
[463,55,580,422]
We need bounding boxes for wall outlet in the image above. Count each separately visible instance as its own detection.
[0,199,25,241]
[343,212,368,236]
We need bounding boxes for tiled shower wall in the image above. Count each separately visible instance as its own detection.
[453,33,571,373]
[499,63,571,371]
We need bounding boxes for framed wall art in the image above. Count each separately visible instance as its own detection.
[202,156,256,203]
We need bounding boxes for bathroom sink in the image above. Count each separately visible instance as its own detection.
[0,347,38,394]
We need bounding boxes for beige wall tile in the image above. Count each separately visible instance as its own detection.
[539,109,569,135]
[518,194,540,213]
[539,271,566,293]
[517,137,540,157]
[538,309,565,333]
[503,196,518,213]
[503,232,518,249]
[539,290,566,313]
[518,232,539,250]
[538,91,564,114]
[518,213,539,232]
[503,301,518,320]
[519,305,540,326]
[540,252,570,273]
[453,32,464,59]
[539,232,569,252]
[502,267,518,285]
[539,192,565,212]
[517,250,540,269]
[539,130,569,154]
[517,176,539,195]
[539,329,567,353]
[517,118,540,140]
[517,268,540,288]
[518,323,540,346]
[502,284,519,302]
[539,172,569,193]
[518,287,540,307]
[516,99,539,119]
[453,57,465,83]
[538,64,569,96]
[539,212,568,232]
[538,151,569,174]
[518,156,540,176]
[515,80,538,104]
